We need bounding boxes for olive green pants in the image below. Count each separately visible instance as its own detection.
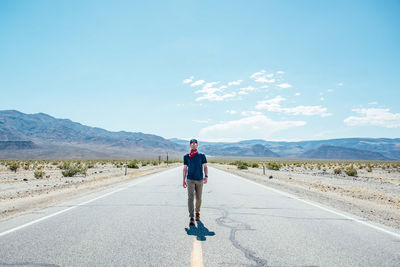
[187,179,203,218]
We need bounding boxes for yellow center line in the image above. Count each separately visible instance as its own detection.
[190,237,204,267]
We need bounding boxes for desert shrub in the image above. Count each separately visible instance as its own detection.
[61,163,87,177]
[151,160,159,166]
[9,162,19,173]
[237,164,248,170]
[251,163,259,168]
[34,171,45,179]
[229,160,241,166]
[266,162,281,171]
[230,160,249,168]
[127,161,139,169]
[333,168,342,174]
[141,161,148,167]
[36,165,44,170]
[345,166,357,176]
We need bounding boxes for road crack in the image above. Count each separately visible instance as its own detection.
[215,206,269,267]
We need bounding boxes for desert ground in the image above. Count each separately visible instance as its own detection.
[0,160,180,221]
[209,160,400,230]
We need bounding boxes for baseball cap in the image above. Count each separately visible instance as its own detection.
[190,139,198,144]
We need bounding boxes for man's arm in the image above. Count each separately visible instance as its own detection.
[203,163,208,184]
[183,165,188,188]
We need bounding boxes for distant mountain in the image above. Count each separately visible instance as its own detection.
[0,141,38,150]
[201,143,280,157]
[1,110,399,160]
[0,110,185,159]
[300,145,391,160]
[170,138,400,160]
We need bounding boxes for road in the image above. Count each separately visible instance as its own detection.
[0,166,399,266]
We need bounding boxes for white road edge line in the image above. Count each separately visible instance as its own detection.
[218,168,400,239]
[0,178,150,237]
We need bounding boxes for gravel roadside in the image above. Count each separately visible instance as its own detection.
[211,163,400,230]
[0,163,180,222]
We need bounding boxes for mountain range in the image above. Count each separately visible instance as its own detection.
[0,110,399,160]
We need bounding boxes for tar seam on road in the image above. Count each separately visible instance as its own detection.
[190,237,204,267]
[0,177,151,237]
[215,207,269,267]
[228,170,400,240]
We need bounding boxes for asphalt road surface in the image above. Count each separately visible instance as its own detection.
[0,166,399,267]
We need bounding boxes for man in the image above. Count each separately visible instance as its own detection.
[183,139,208,226]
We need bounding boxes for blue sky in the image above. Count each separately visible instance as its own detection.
[1,0,399,142]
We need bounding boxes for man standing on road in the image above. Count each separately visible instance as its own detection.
[183,139,208,226]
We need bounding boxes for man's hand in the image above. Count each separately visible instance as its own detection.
[183,180,187,188]
[203,177,208,184]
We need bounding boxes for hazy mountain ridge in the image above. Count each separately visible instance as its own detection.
[0,110,185,158]
[0,141,38,150]
[299,145,390,160]
[1,110,399,160]
[171,138,400,160]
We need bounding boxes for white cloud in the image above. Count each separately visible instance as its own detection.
[327,89,334,93]
[228,80,243,86]
[255,96,285,111]
[344,108,400,128]
[183,76,194,84]
[256,77,275,83]
[194,80,237,102]
[204,81,220,88]
[256,96,332,117]
[276,71,285,74]
[195,87,221,94]
[276,83,292,88]
[191,80,205,87]
[260,85,269,89]
[240,86,256,92]
[199,114,306,141]
[368,101,378,105]
[251,70,276,83]
[338,82,344,86]
[226,110,237,115]
[250,70,266,79]
[295,92,301,96]
[196,92,236,102]
[320,97,325,101]
[238,91,248,95]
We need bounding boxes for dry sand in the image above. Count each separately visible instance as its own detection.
[0,162,180,222]
[210,163,400,230]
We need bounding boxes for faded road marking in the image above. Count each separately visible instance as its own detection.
[190,237,204,267]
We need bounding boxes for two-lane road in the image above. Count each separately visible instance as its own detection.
[1,167,399,266]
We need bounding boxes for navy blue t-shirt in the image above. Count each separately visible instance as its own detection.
[183,152,207,180]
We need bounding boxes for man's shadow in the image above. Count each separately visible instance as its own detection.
[185,220,215,241]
